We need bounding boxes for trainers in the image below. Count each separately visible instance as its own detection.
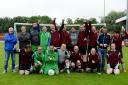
[123,69,127,73]
[67,69,70,74]
[12,69,16,73]
[60,69,64,73]
[39,70,43,74]
[3,70,7,74]
[97,72,102,75]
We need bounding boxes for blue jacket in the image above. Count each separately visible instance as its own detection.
[4,33,17,51]
[97,33,110,49]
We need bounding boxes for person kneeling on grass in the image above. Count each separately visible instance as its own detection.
[43,45,59,76]
[86,48,100,74]
[106,43,121,75]
[18,45,33,75]
[33,46,44,74]
[58,44,71,74]
[70,46,84,72]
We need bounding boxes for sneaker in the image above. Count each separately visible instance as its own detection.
[12,69,16,73]
[39,70,43,74]
[123,69,127,73]
[97,72,102,75]
[3,70,7,74]
[67,69,70,74]
[60,69,64,73]
[80,69,84,72]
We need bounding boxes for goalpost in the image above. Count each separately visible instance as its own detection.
[14,22,106,36]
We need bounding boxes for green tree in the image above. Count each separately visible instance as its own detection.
[101,11,126,31]
[66,18,73,24]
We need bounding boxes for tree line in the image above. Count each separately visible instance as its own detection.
[0,11,126,33]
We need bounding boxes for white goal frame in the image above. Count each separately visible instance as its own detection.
[14,23,106,36]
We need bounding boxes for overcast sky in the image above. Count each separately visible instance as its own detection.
[0,0,126,23]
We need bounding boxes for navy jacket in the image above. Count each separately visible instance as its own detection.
[97,33,110,49]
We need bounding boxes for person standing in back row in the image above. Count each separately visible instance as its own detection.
[30,22,40,52]
[18,26,31,70]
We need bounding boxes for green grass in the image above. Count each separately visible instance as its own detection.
[0,42,128,85]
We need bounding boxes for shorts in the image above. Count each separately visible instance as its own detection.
[19,64,31,71]
[79,46,87,55]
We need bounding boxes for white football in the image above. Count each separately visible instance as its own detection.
[114,69,120,75]
[48,69,55,76]
[106,68,113,74]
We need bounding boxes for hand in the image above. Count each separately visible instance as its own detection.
[100,44,103,46]
[104,44,107,47]
[92,60,95,63]
[48,56,52,60]
[84,38,87,41]
[62,19,65,22]
[38,61,42,65]
[53,18,56,20]
[121,26,125,32]
[14,45,17,49]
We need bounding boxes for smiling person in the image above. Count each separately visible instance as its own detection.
[40,26,51,53]
[3,27,17,73]
[77,25,88,55]
[70,46,84,72]
[106,43,121,75]
[43,45,59,75]
[18,45,33,75]
[59,19,71,50]
[111,31,126,72]
[18,26,31,49]
[30,22,40,52]
[86,48,100,73]
[69,27,79,51]
[58,44,70,74]
[18,26,31,70]
[33,46,44,74]
[97,28,110,73]
[50,18,60,47]
[88,26,98,53]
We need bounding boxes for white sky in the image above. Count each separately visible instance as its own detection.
[0,0,126,23]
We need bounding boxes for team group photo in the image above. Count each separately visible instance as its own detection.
[0,0,128,85]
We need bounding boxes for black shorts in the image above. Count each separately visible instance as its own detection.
[87,62,99,69]
[79,46,87,55]
[19,64,31,71]
[58,62,65,70]
[110,64,117,69]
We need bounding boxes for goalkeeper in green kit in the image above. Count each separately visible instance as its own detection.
[43,45,59,75]
[40,26,51,54]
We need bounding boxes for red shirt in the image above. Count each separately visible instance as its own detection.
[111,36,123,50]
[107,51,121,65]
[19,49,33,65]
[70,51,83,63]
[60,31,71,46]
[77,31,88,47]
[89,32,98,46]
[50,30,60,47]
[88,53,99,64]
